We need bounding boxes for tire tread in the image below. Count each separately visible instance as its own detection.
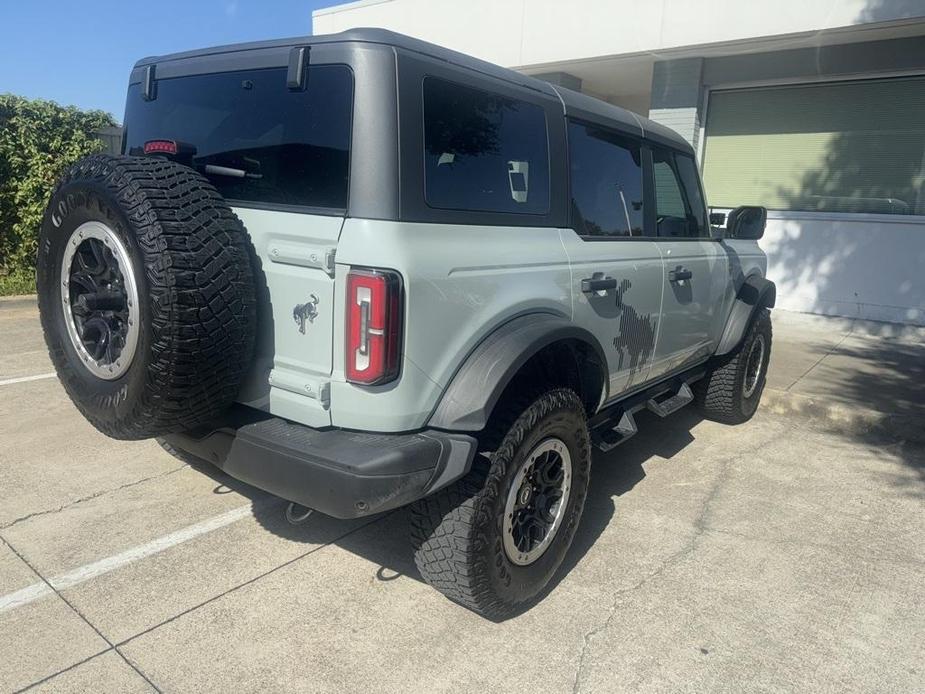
[39,154,256,439]
[695,308,772,424]
[411,389,588,618]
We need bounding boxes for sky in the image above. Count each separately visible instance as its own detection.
[0,0,338,122]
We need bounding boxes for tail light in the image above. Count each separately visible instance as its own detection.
[143,139,179,155]
[346,268,403,385]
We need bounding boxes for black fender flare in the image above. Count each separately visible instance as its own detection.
[427,313,608,431]
[715,275,776,356]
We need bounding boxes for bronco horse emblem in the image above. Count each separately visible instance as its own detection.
[292,294,320,334]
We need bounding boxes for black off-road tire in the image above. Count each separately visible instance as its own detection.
[36,154,256,440]
[410,389,591,618]
[694,308,772,424]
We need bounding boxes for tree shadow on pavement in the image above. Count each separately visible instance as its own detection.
[785,334,925,495]
[820,338,925,420]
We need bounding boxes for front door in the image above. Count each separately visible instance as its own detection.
[648,148,731,379]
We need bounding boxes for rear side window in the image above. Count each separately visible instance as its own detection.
[123,65,353,210]
[422,77,549,215]
[568,121,644,237]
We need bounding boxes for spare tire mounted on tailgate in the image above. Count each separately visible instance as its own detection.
[36,154,257,440]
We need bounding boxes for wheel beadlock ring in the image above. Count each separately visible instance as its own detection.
[60,221,140,380]
[742,332,766,399]
[502,437,573,566]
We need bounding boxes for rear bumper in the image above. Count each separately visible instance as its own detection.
[162,408,477,519]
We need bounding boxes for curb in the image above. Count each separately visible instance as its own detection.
[0,295,38,311]
[761,388,925,445]
[0,293,37,301]
[0,293,37,300]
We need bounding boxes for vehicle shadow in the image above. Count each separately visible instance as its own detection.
[525,407,702,616]
[184,407,704,616]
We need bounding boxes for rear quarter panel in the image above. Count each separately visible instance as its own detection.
[330,218,571,431]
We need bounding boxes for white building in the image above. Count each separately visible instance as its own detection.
[314,0,925,325]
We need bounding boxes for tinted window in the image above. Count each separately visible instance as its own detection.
[675,154,708,236]
[124,66,353,209]
[568,121,644,237]
[423,77,549,214]
[653,149,697,237]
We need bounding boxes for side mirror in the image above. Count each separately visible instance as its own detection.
[709,211,726,226]
[727,206,767,240]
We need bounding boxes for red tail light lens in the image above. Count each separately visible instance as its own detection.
[346,268,402,385]
[143,139,178,155]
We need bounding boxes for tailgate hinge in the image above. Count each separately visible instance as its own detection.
[268,370,331,410]
[324,248,336,276]
[268,243,336,277]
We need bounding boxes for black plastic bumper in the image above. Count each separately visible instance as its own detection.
[162,408,478,519]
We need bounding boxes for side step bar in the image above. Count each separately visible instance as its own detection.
[592,411,638,452]
[590,368,704,452]
[646,382,694,418]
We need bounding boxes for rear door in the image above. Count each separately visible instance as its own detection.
[561,120,664,399]
[647,148,730,379]
[123,62,354,427]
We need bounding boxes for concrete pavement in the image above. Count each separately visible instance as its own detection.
[1,297,923,693]
[763,310,925,442]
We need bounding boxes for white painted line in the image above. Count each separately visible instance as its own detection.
[52,506,252,590]
[0,372,56,387]
[0,505,251,614]
[0,582,53,613]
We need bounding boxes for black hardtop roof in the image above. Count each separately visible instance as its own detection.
[135,27,690,152]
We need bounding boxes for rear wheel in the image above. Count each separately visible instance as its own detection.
[411,389,590,618]
[695,308,772,424]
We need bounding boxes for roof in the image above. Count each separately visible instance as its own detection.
[134,27,690,152]
[550,85,692,152]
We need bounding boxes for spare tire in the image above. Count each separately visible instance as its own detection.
[37,154,256,440]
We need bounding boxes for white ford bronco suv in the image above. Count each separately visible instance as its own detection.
[36,29,774,618]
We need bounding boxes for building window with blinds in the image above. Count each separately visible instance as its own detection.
[701,76,925,216]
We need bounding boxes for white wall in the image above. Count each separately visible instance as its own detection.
[760,213,925,325]
[313,0,913,69]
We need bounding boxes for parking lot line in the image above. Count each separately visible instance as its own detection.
[0,372,56,387]
[0,582,51,613]
[0,505,252,615]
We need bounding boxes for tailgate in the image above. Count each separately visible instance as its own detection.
[235,208,342,428]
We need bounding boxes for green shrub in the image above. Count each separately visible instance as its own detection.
[0,267,36,296]
[0,95,115,295]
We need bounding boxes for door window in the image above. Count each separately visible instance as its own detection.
[567,121,644,237]
[652,149,706,238]
[675,154,708,236]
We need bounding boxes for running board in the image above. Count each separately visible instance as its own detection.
[592,410,638,452]
[646,382,694,418]
[589,363,708,454]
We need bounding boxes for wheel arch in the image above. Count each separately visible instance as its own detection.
[715,274,776,356]
[427,313,608,432]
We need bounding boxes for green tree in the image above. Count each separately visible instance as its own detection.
[0,95,115,295]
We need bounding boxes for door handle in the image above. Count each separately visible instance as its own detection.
[581,276,618,293]
[668,267,692,282]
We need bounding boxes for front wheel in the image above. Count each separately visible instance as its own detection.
[695,308,772,424]
[410,389,591,618]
